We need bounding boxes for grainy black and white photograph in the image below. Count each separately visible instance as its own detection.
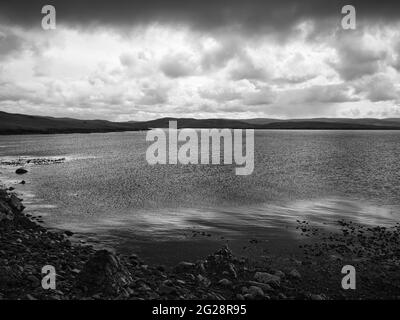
[1,0,400,310]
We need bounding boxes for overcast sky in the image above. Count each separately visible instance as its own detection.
[1,0,400,121]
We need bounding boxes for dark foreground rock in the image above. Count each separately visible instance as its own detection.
[15,168,28,175]
[76,250,133,296]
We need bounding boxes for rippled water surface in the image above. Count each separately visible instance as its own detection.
[1,130,400,264]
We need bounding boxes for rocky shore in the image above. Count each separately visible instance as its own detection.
[1,184,400,300]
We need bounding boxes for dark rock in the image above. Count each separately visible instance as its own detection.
[156,265,166,272]
[254,272,281,287]
[20,181,26,185]
[197,274,211,287]
[27,275,40,287]
[218,278,233,287]
[248,286,264,298]
[310,294,327,300]
[8,194,24,212]
[201,246,238,278]
[76,250,133,296]
[64,231,74,237]
[289,269,301,279]
[274,270,285,278]
[16,168,28,175]
[247,281,273,292]
[159,283,177,295]
[243,293,254,300]
[0,201,14,221]
[174,261,195,273]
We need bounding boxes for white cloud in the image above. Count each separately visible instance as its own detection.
[0,22,400,120]
[160,53,197,78]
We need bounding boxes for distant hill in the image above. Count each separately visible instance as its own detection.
[0,111,141,134]
[137,117,256,129]
[1,111,400,134]
[137,117,400,130]
[242,117,400,127]
[252,121,400,130]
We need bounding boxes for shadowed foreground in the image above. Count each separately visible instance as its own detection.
[1,186,400,300]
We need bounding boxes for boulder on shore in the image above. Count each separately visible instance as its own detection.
[174,261,195,273]
[15,168,28,175]
[254,272,281,287]
[0,201,14,221]
[0,191,23,221]
[8,194,24,212]
[76,250,133,296]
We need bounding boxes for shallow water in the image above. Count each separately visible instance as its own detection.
[1,130,400,264]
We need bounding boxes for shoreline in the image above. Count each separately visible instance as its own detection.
[2,181,400,300]
[2,128,400,136]
[3,111,400,135]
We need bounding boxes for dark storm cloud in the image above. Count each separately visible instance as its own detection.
[1,0,400,31]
